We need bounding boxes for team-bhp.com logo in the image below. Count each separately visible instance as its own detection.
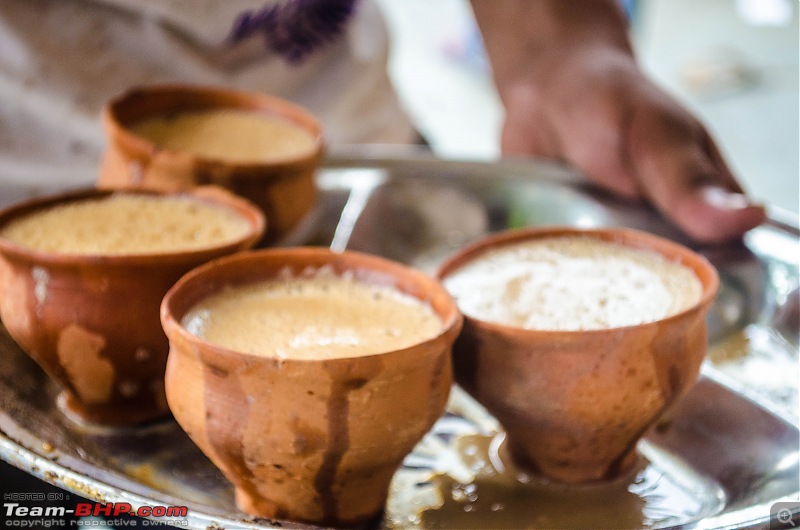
[4,496,188,527]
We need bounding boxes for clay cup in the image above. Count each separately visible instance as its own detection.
[98,84,324,243]
[161,248,462,527]
[0,187,265,425]
[437,227,719,484]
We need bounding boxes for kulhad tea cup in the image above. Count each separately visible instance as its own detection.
[98,83,324,243]
[160,248,462,527]
[437,227,719,484]
[0,186,265,425]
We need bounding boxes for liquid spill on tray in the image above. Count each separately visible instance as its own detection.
[386,431,725,529]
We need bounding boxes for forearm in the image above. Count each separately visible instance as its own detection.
[470,0,634,97]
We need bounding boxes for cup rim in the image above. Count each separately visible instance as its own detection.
[160,247,463,364]
[0,187,266,266]
[102,83,325,171]
[436,226,720,337]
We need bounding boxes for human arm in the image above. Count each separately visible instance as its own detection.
[470,0,766,244]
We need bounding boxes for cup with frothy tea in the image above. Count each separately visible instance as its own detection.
[160,248,462,527]
[98,84,324,243]
[0,187,264,425]
[438,227,719,484]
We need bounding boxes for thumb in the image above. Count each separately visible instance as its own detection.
[670,185,767,244]
[628,113,765,244]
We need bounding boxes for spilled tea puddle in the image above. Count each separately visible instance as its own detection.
[385,393,726,529]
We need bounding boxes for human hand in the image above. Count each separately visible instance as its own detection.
[472,0,766,244]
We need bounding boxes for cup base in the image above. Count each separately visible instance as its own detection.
[505,432,641,485]
[234,487,283,521]
[56,390,171,428]
[234,486,384,529]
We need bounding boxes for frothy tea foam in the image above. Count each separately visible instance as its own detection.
[443,236,703,331]
[130,109,316,163]
[182,269,443,360]
[0,194,251,255]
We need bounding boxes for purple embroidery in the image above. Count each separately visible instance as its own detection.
[230,0,359,64]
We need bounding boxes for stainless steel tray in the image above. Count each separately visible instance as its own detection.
[1,152,798,529]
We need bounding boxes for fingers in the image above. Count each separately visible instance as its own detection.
[497,62,766,244]
[627,108,766,244]
[670,185,766,244]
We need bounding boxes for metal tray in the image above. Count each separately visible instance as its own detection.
[1,152,798,529]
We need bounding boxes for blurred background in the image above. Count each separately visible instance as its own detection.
[374,0,799,219]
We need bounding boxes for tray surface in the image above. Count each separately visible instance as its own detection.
[1,152,798,529]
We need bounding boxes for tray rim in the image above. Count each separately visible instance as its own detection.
[320,150,800,237]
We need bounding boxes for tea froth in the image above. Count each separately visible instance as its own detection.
[183,269,443,360]
[0,194,251,255]
[443,236,703,331]
[129,109,316,163]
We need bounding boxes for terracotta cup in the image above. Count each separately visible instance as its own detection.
[437,227,719,484]
[161,248,462,527]
[98,84,324,243]
[0,187,265,425]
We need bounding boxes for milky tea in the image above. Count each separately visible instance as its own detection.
[130,109,317,164]
[182,267,444,360]
[443,235,703,331]
[0,193,251,255]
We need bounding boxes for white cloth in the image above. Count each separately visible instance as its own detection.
[0,0,414,198]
